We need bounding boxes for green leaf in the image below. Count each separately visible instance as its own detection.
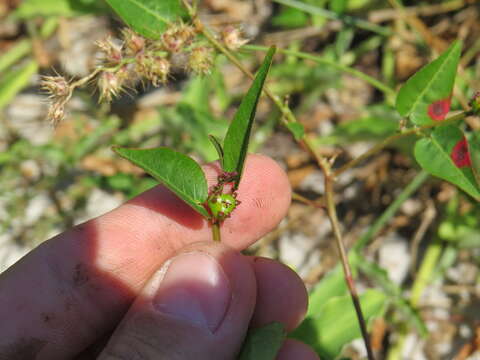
[414,125,480,200]
[0,60,38,110]
[330,0,347,14]
[286,122,305,140]
[357,255,427,336]
[208,135,224,163]
[222,46,276,188]
[467,131,480,187]
[306,252,360,318]
[396,41,461,125]
[105,0,185,39]
[238,322,285,360]
[113,147,210,217]
[14,0,107,18]
[271,6,309,28]
[0,40,32,73]
[291,290,387,359]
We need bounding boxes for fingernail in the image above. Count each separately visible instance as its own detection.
[152,252,231,333]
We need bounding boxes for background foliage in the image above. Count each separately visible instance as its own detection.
[1,0,480,359]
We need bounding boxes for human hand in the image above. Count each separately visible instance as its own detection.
[0,155,319,360]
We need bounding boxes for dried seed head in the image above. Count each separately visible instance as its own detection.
[221,26,249,51]
[98,70,126,102]
[188,46,214,75]
[149,57,171,86]
[40,75,71,100]
[162,23,196,53]
[95,37,123,65]
[122,28,146,55]
[41,75,73,126]
[47,101,66,126]
[136,54,171,86]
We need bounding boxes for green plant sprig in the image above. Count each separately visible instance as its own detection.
[114,46,276,242]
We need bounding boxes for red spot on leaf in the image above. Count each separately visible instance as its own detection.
[451,137,471,168]
[428,98,451,121]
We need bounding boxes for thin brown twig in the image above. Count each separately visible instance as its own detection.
[368,0,468,23]
[292,192,324,208]
[410,200,436,275]
[325,174,375,360]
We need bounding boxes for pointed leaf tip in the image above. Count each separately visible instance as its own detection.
[222,46,276,189]
[396,41,461,125]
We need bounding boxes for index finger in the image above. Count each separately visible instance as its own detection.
[0,154,291,359]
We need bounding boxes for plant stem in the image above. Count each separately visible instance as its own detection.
[212,222,221,242]
[272,0,392,37]
[354,170,430,251]
[243,44,395,97]
[197,23,297,126]
[333,110,470,177]
[325,175,375,360]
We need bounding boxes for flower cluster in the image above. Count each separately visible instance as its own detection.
[41,22,248,125]
[40,75,73,126]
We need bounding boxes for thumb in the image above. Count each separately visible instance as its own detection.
[98,242,257,360]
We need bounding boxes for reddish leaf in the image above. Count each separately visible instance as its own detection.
[427,97,451,122]
[451,137,471,168]
[396,41,461,125]
[414,125,480,200]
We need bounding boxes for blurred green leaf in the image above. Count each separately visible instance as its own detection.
[438,195,480,247]
[305,253,360,318]
[396,41,461,125]
[223,46,275,188]
[414,125,480,200]
[175,104,227,162]
[105,0,185,39]
[0,60,38,110]
[286,122,305,141]
[271,6,309,28]
[106,173,135,192]
[15,0,107,18]
[113,147,209,217]
[467,131,480,187]
[357,256,427,336]
[0,40,32,73]
[291,290,387,359]
[330,0,347,14]
[239,322,285,360]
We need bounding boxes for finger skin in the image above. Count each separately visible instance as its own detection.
[276,339,320,360]
[0,155,291,359]
[99,242,256,360]
[76,254,310,359]
[250,257,308,332]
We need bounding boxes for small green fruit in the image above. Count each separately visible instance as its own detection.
[207,193,237,221]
